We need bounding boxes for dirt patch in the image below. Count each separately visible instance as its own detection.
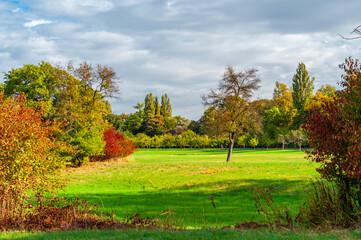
[62,156,135,176]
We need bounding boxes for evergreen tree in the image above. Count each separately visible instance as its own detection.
[292,62,314,128]
[160,93,172,118]
[154,96,161,115]
[292,62,314,112]
[144,93,155,118]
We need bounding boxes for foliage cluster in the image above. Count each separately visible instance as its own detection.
[108,63,324,161]
[129,130,305,149]
[0,93,68,217]
[0,62,137,231]
[103,128,136,159]
[254,180,361,230]
[202,67,261,161]
[0,195,168,231]
[304,57,361,223]
[3,61,135,166]
[254,57,361,230]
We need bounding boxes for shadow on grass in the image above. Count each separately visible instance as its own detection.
[136,148,305,156]
[60,178,308,227]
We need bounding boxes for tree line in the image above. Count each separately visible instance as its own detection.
[1,61,135,166]
[107,62,335,160]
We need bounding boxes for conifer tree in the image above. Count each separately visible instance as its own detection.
[154,96,161,115]
[292,62,314,112]
[160,93,172,118]
[292,62,314,128]
[144,93,155,118]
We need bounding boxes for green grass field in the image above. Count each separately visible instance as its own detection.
[59,148,318,228]
[7,148,361,239]
[3,229,361,240]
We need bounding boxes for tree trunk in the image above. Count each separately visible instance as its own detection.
[282,142,285,150]
[226,140,234,162]
[339,178,353,216]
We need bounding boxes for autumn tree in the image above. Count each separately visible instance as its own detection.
[202,67,261,162]
[103,128,136,159]
[145,115,166,136]
[304,57,361,217]
[69,61,120,101]
[273,81,293,110]
[305,84,336,112]
[3,61,120,165]
[0,93,69,216]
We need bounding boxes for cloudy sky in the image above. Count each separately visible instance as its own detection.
[0,0,360,120]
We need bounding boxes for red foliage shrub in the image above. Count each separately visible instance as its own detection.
[303,57,361,216]
[304,58,361,182]
[103,128,136,158]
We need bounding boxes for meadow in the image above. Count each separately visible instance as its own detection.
[60,148,317,227]
[7,148,361,239]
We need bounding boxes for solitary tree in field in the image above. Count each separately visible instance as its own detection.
[202,67,261,162]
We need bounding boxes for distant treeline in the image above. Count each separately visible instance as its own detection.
[107,62,334,150]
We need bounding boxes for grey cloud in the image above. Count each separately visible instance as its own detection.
[0,0,360,120]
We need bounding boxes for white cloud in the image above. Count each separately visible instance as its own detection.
[24,19,54,28]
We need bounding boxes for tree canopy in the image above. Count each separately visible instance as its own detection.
[202,67,261,162]
[3,61,121,165]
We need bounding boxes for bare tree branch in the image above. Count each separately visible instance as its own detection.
[339,25,361,40]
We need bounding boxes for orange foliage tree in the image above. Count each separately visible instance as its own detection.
[0,93,68,217]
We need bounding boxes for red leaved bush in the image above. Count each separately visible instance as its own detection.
[103,128,136,159]
[303,57,361,217]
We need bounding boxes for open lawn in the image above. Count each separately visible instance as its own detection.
[3,229,361,240]
[60,148,318,228]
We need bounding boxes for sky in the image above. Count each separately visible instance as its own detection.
[0,0,360,120]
